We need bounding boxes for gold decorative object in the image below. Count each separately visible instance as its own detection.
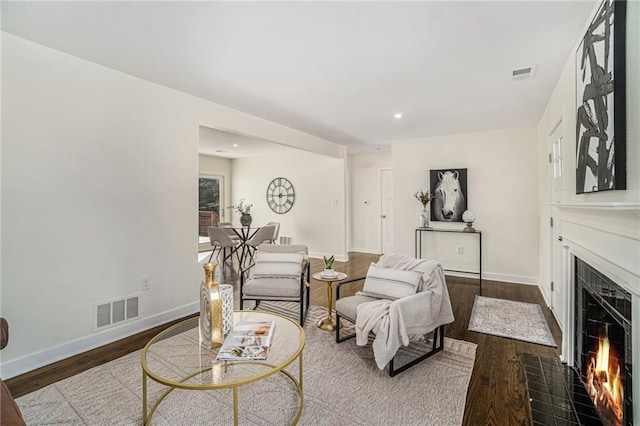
[200,262,224,348]
[313,271,348,331]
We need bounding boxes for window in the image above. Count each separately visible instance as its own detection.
[552,136,564,179]
[199,176,222,236]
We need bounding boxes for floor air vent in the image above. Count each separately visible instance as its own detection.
[94,296,139,331]
[279,236,293,245]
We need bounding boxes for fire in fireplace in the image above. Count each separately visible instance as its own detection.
[586,333,624,426]
[575,258,632,426]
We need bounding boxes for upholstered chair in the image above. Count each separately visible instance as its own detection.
[1,318,26,425]
[266,222,280,243]
[240,244,310,325]
[218,222,241,242]
[244,225,277,263]
[334,254,454,376]
[207,226,242,264]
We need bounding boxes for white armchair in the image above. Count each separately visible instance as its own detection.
[240,244,310,325]
[334,253,455,376]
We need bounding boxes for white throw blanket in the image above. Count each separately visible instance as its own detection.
[355,254,455,369]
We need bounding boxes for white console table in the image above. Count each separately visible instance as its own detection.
[414,227,483,294]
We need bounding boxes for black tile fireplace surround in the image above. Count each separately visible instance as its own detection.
[575,258,633,426]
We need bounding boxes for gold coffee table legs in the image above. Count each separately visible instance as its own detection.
[317,280,336,331]
[142,356,304,426]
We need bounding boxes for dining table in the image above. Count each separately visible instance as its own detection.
[229,225,261,266]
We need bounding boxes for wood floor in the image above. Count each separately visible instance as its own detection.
[6,252,562,426]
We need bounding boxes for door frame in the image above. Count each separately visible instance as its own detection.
[547,114,565,327]
[379,168,393,254]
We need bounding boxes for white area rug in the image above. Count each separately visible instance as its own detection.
[17,305,477,425]
[468,295,557,347]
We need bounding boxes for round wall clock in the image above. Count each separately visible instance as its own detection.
[266,177,295,214]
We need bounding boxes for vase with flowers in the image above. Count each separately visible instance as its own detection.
[228,199,253,227]
[414,189,433,228]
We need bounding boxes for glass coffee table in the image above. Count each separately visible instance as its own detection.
[141,311,305,425]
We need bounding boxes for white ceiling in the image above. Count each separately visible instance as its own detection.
[200,126,293,159]
[2,1,596,155]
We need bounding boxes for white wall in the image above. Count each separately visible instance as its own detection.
[536,4,639,415]
[199,153,232,222]
[0,33,341,378]
[392,127,540,284]
[348,151,391,253]
[231,151,347,260]
[536,1,640,307]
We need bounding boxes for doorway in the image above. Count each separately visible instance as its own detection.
[548,118,564,325]
[199,175,223,237]
[380,169,393,254]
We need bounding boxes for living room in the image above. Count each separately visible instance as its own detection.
[2,1,639,425]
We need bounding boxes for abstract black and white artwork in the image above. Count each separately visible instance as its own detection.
[575,0,626,194]
[430,168,467,222]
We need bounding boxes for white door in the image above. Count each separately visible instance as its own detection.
[549,120,564,325]
[380,169,393,254]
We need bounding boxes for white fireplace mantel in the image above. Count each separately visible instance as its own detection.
[547,201,640,211]
[550,201,639,425]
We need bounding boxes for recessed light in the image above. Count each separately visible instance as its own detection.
[394,112,403,119]
[232,143,239,147]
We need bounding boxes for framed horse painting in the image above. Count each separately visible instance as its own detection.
[430,168,467,222]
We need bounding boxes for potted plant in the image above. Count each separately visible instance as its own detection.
[322,255,336,277]
[228,199,253,226]
[414,189,433,228]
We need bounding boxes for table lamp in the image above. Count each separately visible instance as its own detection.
[462,210,476,232]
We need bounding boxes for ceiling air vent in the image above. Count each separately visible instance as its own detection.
[512,65,537,81]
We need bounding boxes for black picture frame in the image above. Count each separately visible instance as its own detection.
[430,168,468,222]
[575,0,626,194]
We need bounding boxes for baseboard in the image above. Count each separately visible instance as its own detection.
[349,247,381,255]
[308,252,349,262]
[444,270,539,286]
[539,285,552,307]
[0,302,199,379]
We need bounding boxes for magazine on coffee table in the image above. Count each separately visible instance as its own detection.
[216,321,276,361]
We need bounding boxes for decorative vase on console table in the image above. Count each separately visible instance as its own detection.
[414,189,433,228]
[419,208,430,228]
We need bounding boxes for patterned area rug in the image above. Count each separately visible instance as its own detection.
[17,304,477,425]
[468,296,557,347]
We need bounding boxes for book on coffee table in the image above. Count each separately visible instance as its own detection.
[216,321,276,360]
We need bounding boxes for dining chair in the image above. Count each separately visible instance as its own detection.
[218,222,241,242]
[266,222,280,243]
[207,227,241,265]
[244,225,277,263]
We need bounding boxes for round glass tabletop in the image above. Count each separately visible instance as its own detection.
[141,311,305,389]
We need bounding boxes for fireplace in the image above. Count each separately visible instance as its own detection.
[575,257,633,426]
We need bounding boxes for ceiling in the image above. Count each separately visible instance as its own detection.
[2,1,596,155]
[200,126,293,159]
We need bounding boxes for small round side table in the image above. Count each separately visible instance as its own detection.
[312,271,348,331]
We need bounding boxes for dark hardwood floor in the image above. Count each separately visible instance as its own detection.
[6,252,561,425]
